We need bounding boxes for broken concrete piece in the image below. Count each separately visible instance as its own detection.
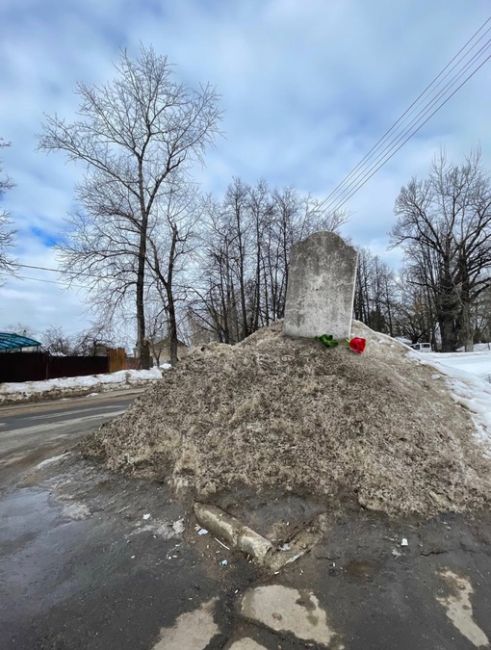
[239,585,341,647]
[284,230,357,339]
[194,503,273,564]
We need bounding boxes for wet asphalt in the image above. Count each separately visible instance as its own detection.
[0,391,141,486]
[0,393,490,649]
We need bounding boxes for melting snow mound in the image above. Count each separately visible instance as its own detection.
[82,321,491,516]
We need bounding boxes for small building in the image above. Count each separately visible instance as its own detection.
[0,332,42,353]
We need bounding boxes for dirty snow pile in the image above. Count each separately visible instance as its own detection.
[83,322,491,516]
[0,367,166,403]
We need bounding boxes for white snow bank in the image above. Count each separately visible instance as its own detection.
[411,349,491,449]
[427,350,491,382]
[457,342,491,353]
[0,367,165,402]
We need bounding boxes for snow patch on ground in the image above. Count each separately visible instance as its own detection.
[412,350,491,449]
[0,367,166,403]
[35,452,71,469]
[62,502,91,520]
[130,518,185,540]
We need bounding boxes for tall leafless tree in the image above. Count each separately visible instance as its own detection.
[41,326,73,355]
[72,322,114,356]
[146,185,200,365]
[392,151,491,351]
[40,47,220,367]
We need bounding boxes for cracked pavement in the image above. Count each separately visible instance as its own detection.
[1,394,491,649]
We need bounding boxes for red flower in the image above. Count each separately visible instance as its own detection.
[349,337,366,354]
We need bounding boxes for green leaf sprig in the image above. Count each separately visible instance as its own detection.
[316,334,339,348]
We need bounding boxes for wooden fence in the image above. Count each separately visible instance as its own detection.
[0,352,109,383]
[107,348,127,373]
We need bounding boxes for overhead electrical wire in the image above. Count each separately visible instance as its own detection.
[317,16,491,215]
[326,45,491,214]
[325,38,491,212]
[15,262,109,281]
[13,274,86,289]
[319,16,491,211]
[11,265,153,290]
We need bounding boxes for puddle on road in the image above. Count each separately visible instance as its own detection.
[239,584,343,648]
[152,598,219,650]
[344,559,379,580]
[436,568,489,648]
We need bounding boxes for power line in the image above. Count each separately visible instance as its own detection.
[12,274,87,289]
[10,269,155,291]
[324,37,491,214]
[319,16,491,212]
[320,16,491,211]
[318,15,491,214]
[327,50,491,214]
[15,263,105,280]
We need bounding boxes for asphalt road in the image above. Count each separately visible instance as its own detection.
[1,392,491,649]
[0,390,142,486]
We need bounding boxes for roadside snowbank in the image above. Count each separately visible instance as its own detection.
[412,350,491,450]
[0,367,168,404]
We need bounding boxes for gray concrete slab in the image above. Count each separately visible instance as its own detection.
[284,231,357,339]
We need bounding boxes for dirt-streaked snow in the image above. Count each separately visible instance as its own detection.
[0,367,168,403]
[84,321,491,516]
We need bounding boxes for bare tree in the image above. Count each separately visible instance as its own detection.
[40,47,220,367]
[145,294,168,366]
[5,322,36,338]
[393,274,438,346]
[472,286,491,344]
[42,326,73,355]
[146,185,199,365]
[354,248,398,336]
[0,140,15,277]
[248,179,273,331]
[392,151,491,351]
[189,179,345,343]
[72,323,114,356]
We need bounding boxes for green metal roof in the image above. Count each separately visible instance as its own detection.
[0,332,42,351]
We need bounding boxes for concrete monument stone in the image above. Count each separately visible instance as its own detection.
[284,231,357,339]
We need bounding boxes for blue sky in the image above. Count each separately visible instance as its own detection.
[1,0,490,338]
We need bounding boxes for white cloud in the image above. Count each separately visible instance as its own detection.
[0,0,490,338]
